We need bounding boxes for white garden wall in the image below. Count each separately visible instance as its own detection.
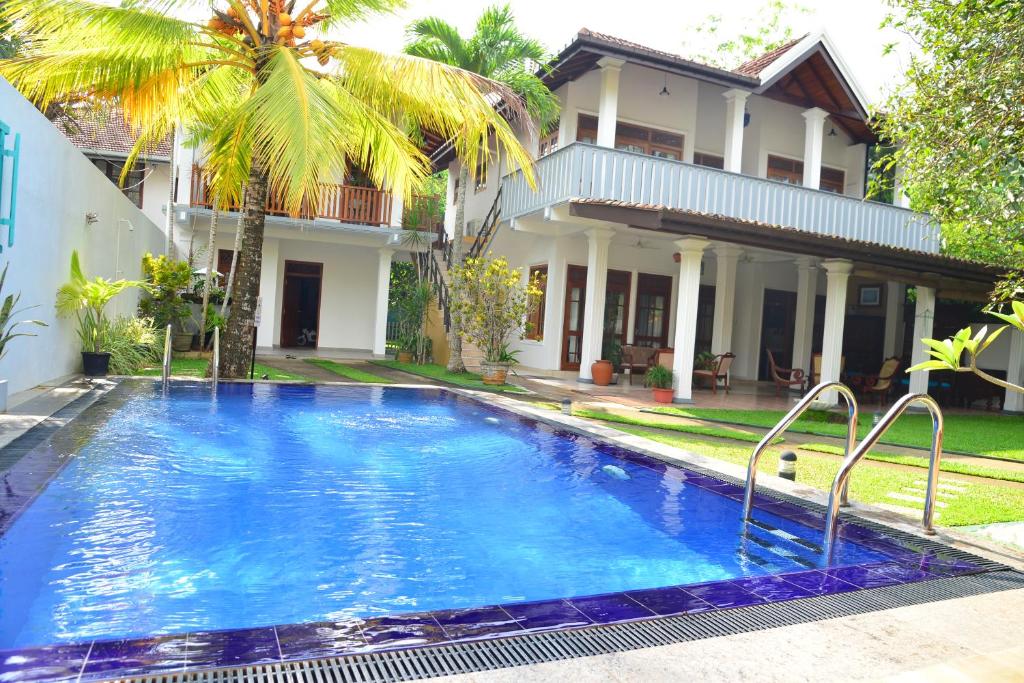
[0,78,166,395]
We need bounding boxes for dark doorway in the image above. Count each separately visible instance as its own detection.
[602,270,632,359]
[696,285,716,354]
[843,315,886,375]
[633,273,672,348]
[280,261,323,348]
[561,265,588,370]
[759,289,797,380]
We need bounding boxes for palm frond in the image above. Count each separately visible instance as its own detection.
[403,16,470,69]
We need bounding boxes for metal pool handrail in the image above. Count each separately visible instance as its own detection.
[161,324,172,390]
[212,326,220,391]
[823,393,943,553]
[743,381,858,521]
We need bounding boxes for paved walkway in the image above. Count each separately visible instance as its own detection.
[446,588,1024,682]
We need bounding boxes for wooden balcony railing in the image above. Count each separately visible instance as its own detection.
[189,165,393,227]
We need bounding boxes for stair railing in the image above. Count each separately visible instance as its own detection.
[468,186,502,260]
[743,382,858,521]
[823,393,943,554]
[161,323,172,391]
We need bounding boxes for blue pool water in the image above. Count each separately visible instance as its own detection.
[0,383,887,648]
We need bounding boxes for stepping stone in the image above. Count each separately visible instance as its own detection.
[887,492,948,507]
[904,487,958,499]
[876,503,942,520]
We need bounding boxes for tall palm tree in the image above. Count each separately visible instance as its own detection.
[1,0,536,376]
[404,4,558,373]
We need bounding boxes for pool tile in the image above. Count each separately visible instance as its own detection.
[568,593,656,623]
[433,606,523,641]
[186,627,281,669]
[778,570,860,596]
[733,575,815,602]
[276,619,367,660]
[866,562,935,583]
[682,581,766,609]
[624,587,715,616]
[360,613,448,649]
[0,642,92,682]
[81,634,188,678]
[501,600,591,632]
[824,565,901,590]
[899,554,981,576]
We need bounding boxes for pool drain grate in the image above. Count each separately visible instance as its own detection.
[104,570,1024,683]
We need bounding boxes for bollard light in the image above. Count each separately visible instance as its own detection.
[561,399,572,416]
[778,450,797,481]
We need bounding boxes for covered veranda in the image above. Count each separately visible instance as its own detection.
[516,198,1016,413]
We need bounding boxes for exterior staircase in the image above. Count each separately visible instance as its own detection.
[423,189,502,373]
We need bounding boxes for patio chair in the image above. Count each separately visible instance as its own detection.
[766,349,805,397]
[811,352,846,386]
[654,348,674,370]
[621,345,657,385]
[861,356,902,407]
[694,352,735,395]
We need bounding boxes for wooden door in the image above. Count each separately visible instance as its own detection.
[602,269,632,352]
[759,289,798,380]
[561,265,588,370]
[633,273,672,348]
[280,261,323,348]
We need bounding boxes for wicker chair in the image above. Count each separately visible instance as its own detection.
[694,352,735,395]
[621,345,658,385]
[862,356,902,406]
[766,349,805,396]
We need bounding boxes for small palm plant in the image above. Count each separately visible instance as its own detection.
[0,262,47,361]
[55,251,146,355]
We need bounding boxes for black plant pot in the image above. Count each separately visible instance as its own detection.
[81,351,112,377]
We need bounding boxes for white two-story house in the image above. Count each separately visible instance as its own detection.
[444,30,1018,410]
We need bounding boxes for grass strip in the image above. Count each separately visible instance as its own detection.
[800,442,1024,485]
[611,425,1024,527]
[139,358,311,382]
[573,408,777,444]
[647,406,1024,462]
[371,360,527,394]
[305,359,392,384]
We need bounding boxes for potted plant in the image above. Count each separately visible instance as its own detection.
[56,251,146,376]
[138,253,193,352]
[449,256,543,386]
[695,350,717,371]
[0,263,47,410]
[644,364,675,403]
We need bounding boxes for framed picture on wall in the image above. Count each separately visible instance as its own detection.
[859,284,882,307]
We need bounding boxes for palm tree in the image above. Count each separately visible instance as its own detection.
[404,4,559,373]
[2,0,536,376]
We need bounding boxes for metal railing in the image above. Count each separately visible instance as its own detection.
[501,142,940,253]
[823,393,944,553]
[211,326,220,391]
[161,324,172,391]
[743,381,858,521]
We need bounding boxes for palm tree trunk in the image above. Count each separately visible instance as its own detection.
[220,208,244,318]
[219,162,268,377]
[446,164,469,373]
[198,197,219,353]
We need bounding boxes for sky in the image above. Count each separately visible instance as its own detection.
[325,0,912,106]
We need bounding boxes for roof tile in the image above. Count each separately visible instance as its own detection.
[58,108,172,159]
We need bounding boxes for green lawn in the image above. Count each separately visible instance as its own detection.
[649,406,1024,461]
[371,360,527,393]
[138,358,312,382]
[611,425,1024,527]
[572,408,777,444]
[304,359,393,383]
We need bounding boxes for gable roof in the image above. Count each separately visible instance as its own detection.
[57,108,172,161]
[734,35,806,76]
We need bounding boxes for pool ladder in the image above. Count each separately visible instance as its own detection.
[160,324,220,393]
[742,382,944,555]
[161,324,172,391]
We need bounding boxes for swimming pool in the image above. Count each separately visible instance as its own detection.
[0,382,988,678]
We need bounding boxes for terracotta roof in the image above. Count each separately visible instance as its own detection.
[734,35,807,76]
[58,108,172,160]
[576,28,746,78]
[567,198,999,285]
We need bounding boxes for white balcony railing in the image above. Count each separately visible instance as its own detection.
[502,143,940,254]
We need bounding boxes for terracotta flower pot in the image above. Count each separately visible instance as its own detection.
[652,387,674,403]
[397,351,413,363]
[591,359,614,386]
[480,361,510,385]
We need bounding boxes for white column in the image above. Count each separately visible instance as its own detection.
[626,270,639,344]
[883,281,904,358]
[671,236,710,403]
[908,285,936,396]
[388,194,404,229]
[791,257,818,378]
[722,89,750,173]
[373,248,394,356]
[595,57,624,149]
[801,107,829,190]
[1005,329,1024,414]
[711,244,742,354]
[819,259,853,405]
[256,237,280,348]
[579,227,614,381]
[544,251,567,370]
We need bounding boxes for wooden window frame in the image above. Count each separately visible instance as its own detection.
[693,152,725,170]
[766,154,803,185]
[526,264,548,340]
[820,166,846,194]
[576,114,684,160]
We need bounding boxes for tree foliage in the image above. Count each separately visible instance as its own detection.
[680,0,808,69]
[878,0,1024,299]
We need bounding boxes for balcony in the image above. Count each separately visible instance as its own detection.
[502,143,939,253]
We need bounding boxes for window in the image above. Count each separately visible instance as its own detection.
[767,155,803,185]
[538,127,560,158]
[526,265,548,340]
[633,273,672,348]
[217,249,235,287]
[576,114,684,159]
[820,166,846,194]
[693,152,725,169]
[91,158,145,208]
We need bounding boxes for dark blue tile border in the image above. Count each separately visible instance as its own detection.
[0,380,1004,682]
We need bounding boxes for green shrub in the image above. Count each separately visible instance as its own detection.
[644,364,673,389]
[105,316,161,375]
